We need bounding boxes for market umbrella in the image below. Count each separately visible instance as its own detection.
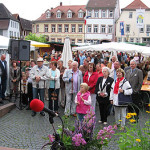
[61,37,73,68]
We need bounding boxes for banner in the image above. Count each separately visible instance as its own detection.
[120,22,124,36]
[136,9,145,28]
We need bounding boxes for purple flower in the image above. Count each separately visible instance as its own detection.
[107,125,112,130]
[114,125,117,130]
[110,130,115,134]
[48,134,55,143]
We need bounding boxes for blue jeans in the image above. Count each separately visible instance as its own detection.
[77,113,86,122]
[0,79,7,99]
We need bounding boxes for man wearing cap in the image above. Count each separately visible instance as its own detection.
[30,57,49,117]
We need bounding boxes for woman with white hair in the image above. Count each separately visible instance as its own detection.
[95,67,114,125]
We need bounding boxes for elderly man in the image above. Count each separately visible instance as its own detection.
[125,59,143,121]
[109,61,120,81]
[63,61,83,116]
[0,54,7,103]
[30,57,49,117]
[107,56,117,69]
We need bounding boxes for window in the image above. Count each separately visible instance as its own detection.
[95,10,99,18]
[44,24,48,32]
[94,25,98,33]
[17,32,19,38]
[102,10,106,18]
[78,25,83,33]
[58,39,62,43]
[87,10,92,17]
[65,25,69,32]
[129,12,133,18]
[32,25,35,33]
[46,11,51,18]
[11,21,13,27]
[108,25,113,33]
[9,31,11,37]
[67,11,72,18]
[57,12,61,18]
[87,25,92,33]
[51,38,55,42]
[146,25,150,33]
[118,37,122,42]
[140,27,144,33]
[126,24,130,32]
[123,38,127,42]
[58,25,62,32]
[109,10,113,18]
[78,39,82,43]
[93,40,97,44]
[52,25,56,32]
[87,40,91,43]
[72,25,76,33]
[101,25,106,33]
[36,25,39,33]
[136,38,140,43]
[78,12,83,18]
[71,39,75,44]
[130,38,134,43]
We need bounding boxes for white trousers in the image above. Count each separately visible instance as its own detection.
[114,106,127,127]
[64,93,77,116]
[91,94,96,112]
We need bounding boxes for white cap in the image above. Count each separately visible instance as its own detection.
[37,57,44,62]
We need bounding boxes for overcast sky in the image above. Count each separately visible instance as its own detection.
[0,0,150,20]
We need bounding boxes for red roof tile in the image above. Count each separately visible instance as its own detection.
[35,5,86,22]
[122,0,149,10]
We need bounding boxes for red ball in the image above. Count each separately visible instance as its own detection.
[30,99,44,112]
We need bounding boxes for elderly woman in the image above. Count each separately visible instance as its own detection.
[95,67,114,125]
[110,68,132,129]
[83,63,98,112]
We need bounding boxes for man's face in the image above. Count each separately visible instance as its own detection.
[37,61,43,67]
[26,61,30,67]
[1,55,6,61]
[31,62,35,68]
[112,56,116,63]
[114,62,120,70]
[130,61,136,69]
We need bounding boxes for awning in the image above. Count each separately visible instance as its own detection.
[30,40,50,48]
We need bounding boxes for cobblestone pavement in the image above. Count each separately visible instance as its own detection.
[0,100,149,150]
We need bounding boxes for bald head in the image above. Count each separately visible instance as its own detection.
[1,54,6,61]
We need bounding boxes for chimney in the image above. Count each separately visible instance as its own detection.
[60,2,62,6]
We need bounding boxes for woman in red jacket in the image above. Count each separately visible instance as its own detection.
[83,63,98,112]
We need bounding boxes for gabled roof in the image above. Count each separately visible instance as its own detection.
[0,3,18,22]
[35,5,86,22]
[86,0,117,9]
[122,0,150,10]
[20,18,32,31]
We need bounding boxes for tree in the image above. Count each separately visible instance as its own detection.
[25,33,47,43]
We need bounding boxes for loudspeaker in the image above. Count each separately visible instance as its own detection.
[11,40,30,61]
[8,39,15,54]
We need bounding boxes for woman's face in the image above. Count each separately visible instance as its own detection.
[117,71,123,79]
[89,65,93,72]
[13,62,16,67]
[103,69,109,77]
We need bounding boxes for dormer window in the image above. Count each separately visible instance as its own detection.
[78,10,84,18]
[46,10,51,18]
[56,10,61,18]
[67,10,72,18]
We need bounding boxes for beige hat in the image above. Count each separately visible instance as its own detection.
[37,57,44,62]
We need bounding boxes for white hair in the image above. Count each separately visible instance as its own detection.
[72,61,78,66]
[102,67,110,75]
[130,59,137,65]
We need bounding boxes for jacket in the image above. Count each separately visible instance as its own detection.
[83,71,98,94]
[109,78,133,106]
[63,69,83,94]
[95,76,114,101]
[48,68,60,89]
[30,65,49,89]
[0,60,7,80]
[75,91,91,114]
[125,68,143,94]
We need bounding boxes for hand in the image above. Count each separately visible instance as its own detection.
[80,96,84,101]
[35,76,40,82]
[13,79,16,82]
[119,89,124,93]
[100,93,105,97]
[110,100,113,104]
[77,101,80,105]
[70,78,73,82]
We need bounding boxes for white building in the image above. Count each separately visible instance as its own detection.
[0,3,20,39]
[85,0,120,44]
[116,0,150,44]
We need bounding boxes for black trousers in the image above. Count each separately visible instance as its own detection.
[128,93,140,118]
[98,100,110,122]
[48,88,59,111]
[27,83,33,104]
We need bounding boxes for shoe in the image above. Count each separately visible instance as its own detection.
[72,114,77,117]
[103,122,108,125]
[2,97,9,100]
[0,98,4,104]
[40,112,45,116]
[98,120,102,123]
[31,112,36,117]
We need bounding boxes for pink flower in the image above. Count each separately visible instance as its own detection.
[48,134,55,143]
[114,125,117,130]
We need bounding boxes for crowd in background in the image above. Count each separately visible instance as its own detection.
[0,50,150,129]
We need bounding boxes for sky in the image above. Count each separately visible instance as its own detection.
[0,0,150,20]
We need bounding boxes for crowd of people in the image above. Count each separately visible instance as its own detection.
[0,50,150,129]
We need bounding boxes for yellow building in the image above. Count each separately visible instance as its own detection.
[32,2,86,44]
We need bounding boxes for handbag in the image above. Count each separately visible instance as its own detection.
[51,80,58,101]
[118,80,132,105]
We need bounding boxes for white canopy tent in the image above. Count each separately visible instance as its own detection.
[61,37,73,68]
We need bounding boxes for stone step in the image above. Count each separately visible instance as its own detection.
[0,147,25,150]
[0,103,16,118]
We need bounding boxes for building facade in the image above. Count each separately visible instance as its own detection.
[33,2,86,44]
[0,3,20,39]
[116,0,150,44]
[85,0,120,44]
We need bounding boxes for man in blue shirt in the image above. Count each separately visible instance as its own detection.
[79,52,86,66]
